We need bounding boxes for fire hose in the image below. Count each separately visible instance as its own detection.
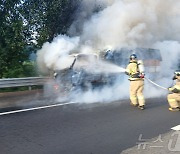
[144,77,168,91]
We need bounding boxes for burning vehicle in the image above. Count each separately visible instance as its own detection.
[50,53,123,99]
[45,47,162,100]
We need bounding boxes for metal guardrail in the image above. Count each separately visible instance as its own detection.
[0,77,50,89]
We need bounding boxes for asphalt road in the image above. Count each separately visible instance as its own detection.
[0,97,179,154]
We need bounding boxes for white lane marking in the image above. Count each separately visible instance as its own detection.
[0,102,76,116]
[171,125,180,131]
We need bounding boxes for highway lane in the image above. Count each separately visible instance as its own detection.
[0,97,179,154]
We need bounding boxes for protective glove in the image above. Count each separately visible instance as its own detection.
[139,73,145,78]
[125,71,129,75]
[173,89,179,93]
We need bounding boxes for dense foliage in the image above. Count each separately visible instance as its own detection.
[0,0,81,78]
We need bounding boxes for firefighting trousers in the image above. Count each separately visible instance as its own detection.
[130,80,145,106]
[167,93,180,108]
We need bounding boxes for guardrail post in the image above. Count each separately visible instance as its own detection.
[28,86,32,91]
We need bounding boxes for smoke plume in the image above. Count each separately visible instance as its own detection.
[37,35,80,74]
[37,0,180,103]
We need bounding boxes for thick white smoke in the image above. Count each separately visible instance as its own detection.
[68,0,116,35]
[37,35,80,74]
[144,41,180,98]
[37,0,180,103]
[80,0,180,48]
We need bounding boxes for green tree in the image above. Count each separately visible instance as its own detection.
[0,0,81,78]
[23,0,81,46]
[0,0,29,78]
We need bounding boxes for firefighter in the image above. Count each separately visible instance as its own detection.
[167,70,180,111]
[125,54,145,110]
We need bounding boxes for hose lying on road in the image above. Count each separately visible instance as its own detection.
[145,77,168,91]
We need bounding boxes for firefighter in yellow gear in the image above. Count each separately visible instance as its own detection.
[167,70,180,111]
[125,54,145,110]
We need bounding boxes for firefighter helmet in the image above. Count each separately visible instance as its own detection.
[172,70,180,80]
[130,54,137,60]
[175,70,180,76]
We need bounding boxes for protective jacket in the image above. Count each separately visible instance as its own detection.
[126,60,144,81]
[167,77,180,109]
[168,79,180,93]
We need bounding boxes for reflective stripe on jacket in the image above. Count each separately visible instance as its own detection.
[126,60,143,81]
